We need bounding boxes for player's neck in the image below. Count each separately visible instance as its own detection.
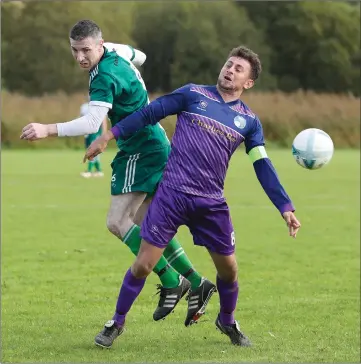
[91,47,105,71]
[97,47,105,65]
[216,85,242,103]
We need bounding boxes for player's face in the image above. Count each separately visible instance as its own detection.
[217,57,254,92]
[70,37,104,71]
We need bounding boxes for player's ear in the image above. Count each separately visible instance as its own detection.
[99,39,104,48]
[243,79,254,90]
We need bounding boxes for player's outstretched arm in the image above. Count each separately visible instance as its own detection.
[245,118,301,237]
[248,146,301,238]
[249,146,294,214]
[110,88,187,140]
[83,87,189,162]
[20,105,109,141]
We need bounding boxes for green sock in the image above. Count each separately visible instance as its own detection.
[94,160,101,171]
[87,161,95,172]
[123,225,180,288]
[163,237,202,290]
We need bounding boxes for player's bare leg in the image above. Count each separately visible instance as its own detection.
[106,194,189,321]
[106,192,146,239]
[208,251,251,347]
[95,240,165,348]
[133,196,152,226]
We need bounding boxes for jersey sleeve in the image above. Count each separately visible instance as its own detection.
[89,73,119,110]
[110,84,191,139]
[244,117,265,154]
[104,42,146,67]
[244,117,294,214]
[104,42,134,61]
[80,103,89,116]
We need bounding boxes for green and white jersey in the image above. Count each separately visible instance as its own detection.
[88,45,169,154]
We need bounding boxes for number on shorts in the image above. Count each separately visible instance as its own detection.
[231,231,236,246]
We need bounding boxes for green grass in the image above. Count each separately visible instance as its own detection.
[2,149,360,363]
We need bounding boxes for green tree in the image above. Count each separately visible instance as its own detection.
[3,2,86,95]
[2,1,135,95]
[1,2,24,90]
[132,2,183,92]
[241,1,360,95]
[133,1,275,92]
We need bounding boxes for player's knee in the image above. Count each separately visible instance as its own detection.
[106,215,130,240]
[217,261,238,283]
[106,214,121,237]
[132,258,153,278]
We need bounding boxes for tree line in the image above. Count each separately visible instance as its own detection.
[2,1,360,96]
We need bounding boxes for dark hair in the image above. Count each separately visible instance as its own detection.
[69,20,102,41]
[228,46,262,81]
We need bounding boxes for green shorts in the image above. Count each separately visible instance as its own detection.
[110,145,170,197]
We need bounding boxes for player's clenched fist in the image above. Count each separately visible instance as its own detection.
[20,123,50,141]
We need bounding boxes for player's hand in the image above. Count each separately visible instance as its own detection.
[20,123,50,141]
[282,211,301,238]
[83,131,114,162]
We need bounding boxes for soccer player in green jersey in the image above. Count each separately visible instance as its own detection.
[80,100,107,178]
[21,20,216,339]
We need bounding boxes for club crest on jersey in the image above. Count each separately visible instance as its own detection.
[197,100,208,111]
[234,115,247,129]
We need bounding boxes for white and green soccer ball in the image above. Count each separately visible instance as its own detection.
[292,128,334,170]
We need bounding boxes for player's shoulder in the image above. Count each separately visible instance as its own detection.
[173,83,215,101]
[238,100,258,119]
[188,83,214,92]
[104,42,135,61]
[236,100,262,131]
[173,83,193,93]
[91,49,124,84]
[229,99,262,135]
[97,48,118,71]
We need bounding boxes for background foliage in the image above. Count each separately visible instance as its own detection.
[1,1,360,148]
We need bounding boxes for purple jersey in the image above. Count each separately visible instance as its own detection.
[160,85,263,198]
[111,83,294,214]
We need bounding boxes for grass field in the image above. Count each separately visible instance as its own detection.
[2,149,360,363]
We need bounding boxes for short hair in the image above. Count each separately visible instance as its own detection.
[228,46,262,81]
[69,20,102,41]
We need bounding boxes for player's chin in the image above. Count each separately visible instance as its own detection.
[79,63,90,70]
[218,80,234,91]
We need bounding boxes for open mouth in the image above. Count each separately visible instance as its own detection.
[224,75,232,81]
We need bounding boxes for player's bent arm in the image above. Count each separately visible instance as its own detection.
[110,90,186,140]
[54,105,110,137]
[104,42,146,67]
[131,48,146,67]
[101,117,108,134]
[248,145,295,214]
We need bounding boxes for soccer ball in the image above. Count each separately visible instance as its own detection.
[292,128,334,170]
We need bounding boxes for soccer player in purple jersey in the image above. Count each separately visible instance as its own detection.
[84,46,301,347]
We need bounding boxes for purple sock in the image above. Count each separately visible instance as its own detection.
[112,268,146,326]
[216,275,238,325]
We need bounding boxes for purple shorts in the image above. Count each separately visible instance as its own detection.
[140,183,235,255]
